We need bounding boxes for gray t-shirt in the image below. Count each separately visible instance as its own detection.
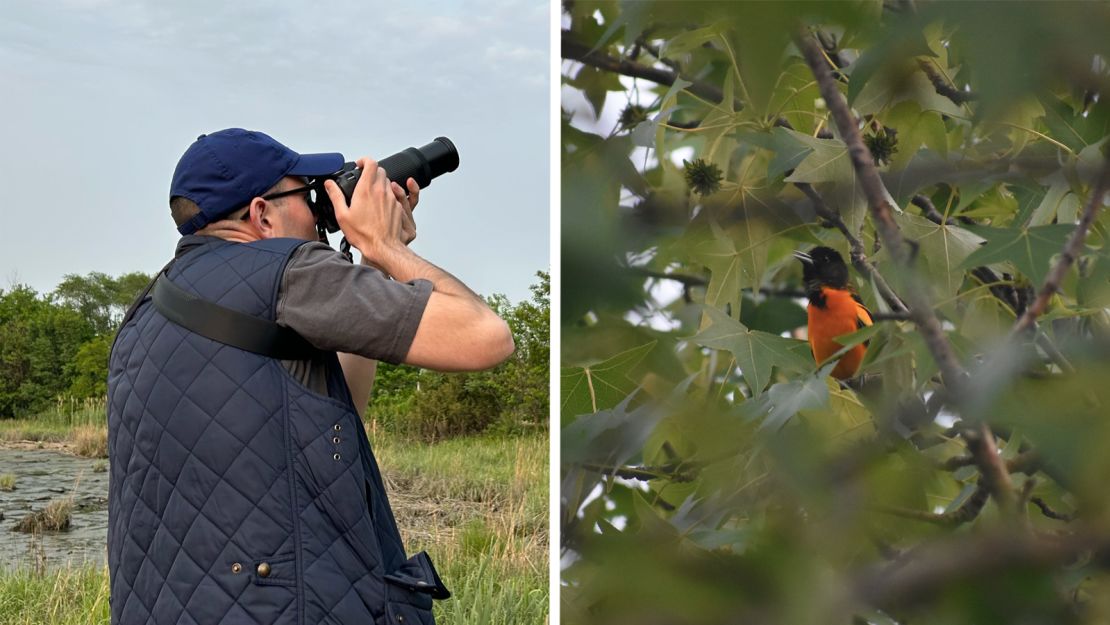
[276,241,432,394]
[175,236,432,396]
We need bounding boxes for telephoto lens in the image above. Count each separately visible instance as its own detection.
[312,137,460,233]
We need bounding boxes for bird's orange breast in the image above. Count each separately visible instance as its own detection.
[806,287,872,379]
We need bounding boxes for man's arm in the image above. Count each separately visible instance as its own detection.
[338,351,377,414]
[325,158,515,372]
[367,246,514,371]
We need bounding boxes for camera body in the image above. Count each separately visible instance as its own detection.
[310,137,459,234]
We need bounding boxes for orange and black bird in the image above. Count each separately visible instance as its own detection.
[793,246,873,380]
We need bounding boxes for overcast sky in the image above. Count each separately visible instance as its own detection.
[0,0,549,303]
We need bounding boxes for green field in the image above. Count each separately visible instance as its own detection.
[0,413,548,625]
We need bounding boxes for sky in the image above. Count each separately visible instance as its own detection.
[0,0,549,303]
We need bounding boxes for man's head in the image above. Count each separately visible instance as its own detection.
[169,128,343,238]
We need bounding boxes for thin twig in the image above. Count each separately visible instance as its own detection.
[1030,497,1075,522]
[794,182,908,312]
[916,59,978,105]
[562,30,741,109]
[575,461,697,483]
[879,483,989,527]
[1010,160,1110,337]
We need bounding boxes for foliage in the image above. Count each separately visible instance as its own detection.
[0,287,95,418]
[66,335,111,399]
[562,2,1110,624]
[367,271,550,440]
[53,271,150,337]
[0,272,151,418]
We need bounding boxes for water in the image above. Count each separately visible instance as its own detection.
[0,447,108,570]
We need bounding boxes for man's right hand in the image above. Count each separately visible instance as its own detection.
[324,157,410,261]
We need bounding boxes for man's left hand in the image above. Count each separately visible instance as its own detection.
[391,177,420,246]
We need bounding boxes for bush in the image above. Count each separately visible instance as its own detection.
[15,499,73,533]
[366,272,549,441]
[72,425,108,459]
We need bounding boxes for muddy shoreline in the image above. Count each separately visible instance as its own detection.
[0,442,109,570]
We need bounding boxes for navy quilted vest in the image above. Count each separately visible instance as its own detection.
[108,237,445,625]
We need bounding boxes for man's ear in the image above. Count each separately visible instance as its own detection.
[250,197,275,238]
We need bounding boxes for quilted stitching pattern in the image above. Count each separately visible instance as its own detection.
[108,239,430,625]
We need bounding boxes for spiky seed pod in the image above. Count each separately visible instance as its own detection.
[864,125,899,165]
[683,158,723,196]
[618,104,650,130]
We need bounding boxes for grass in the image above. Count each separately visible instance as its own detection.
[371,430,549,625]
[13,499,73,534]
[70,426,107,459]
[0,474,15,492]
[0,565,109,625]
[0,423,548,625]
[0,398,107,458]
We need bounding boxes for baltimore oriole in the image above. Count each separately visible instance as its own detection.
[793,246,873,380]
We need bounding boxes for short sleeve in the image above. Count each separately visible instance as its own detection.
[276,242,433,364]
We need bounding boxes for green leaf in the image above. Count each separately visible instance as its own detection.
[692,306,812,396]
[1028,173,1072,227]
[686,220,744,319]
[896,213,984,301]
[742,128,815,180]
[832,324,883,352]
[783,136,851,184]
[568,65,627,119]
[960,224,1076,287]
[660,23,723,57]
[561,341,656,420]
[562,392,664,468]
[846,28,935,107]
[752,373,831,431]
[740,295,808,336]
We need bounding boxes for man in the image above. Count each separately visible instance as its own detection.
[107,128,514,625]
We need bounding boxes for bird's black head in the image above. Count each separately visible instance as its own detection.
[793,246,850,292]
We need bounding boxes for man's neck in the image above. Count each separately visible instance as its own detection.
[195,220,261,243]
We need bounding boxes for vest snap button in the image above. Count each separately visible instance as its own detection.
[333,436,341,444]
[256,562,271,578]
[231,563,242,574]
[334,424,341,431]
[333,453,341,461]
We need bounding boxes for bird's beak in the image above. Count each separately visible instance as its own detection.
[792,250,813,265]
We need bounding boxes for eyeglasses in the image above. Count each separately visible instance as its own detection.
[241,184,319,221]
[262,185,317,205]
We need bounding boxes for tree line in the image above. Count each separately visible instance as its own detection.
[0,270,549,439]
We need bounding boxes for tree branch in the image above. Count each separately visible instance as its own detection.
[936,449,1040,475]
[562,30,742,110]
[797,29,1030,515]
[796,29,968,396]
[916,59,978,105]
[962,423,1017,512]
[852,526,1110,611]
[575,461,697,483]
[879,483,989,527]
[1030,497,1075,522]
[1010,159,1110,337]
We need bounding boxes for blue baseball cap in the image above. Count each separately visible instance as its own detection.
[170,128,344,235]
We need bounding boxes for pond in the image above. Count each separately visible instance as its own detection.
[0,446,108,570]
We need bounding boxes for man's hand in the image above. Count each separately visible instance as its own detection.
[391,178,420,246]
[324,157,408,261]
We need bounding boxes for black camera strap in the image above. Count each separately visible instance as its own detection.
[151,273,317,360]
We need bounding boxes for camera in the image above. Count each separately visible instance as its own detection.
[309,137,460,234]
